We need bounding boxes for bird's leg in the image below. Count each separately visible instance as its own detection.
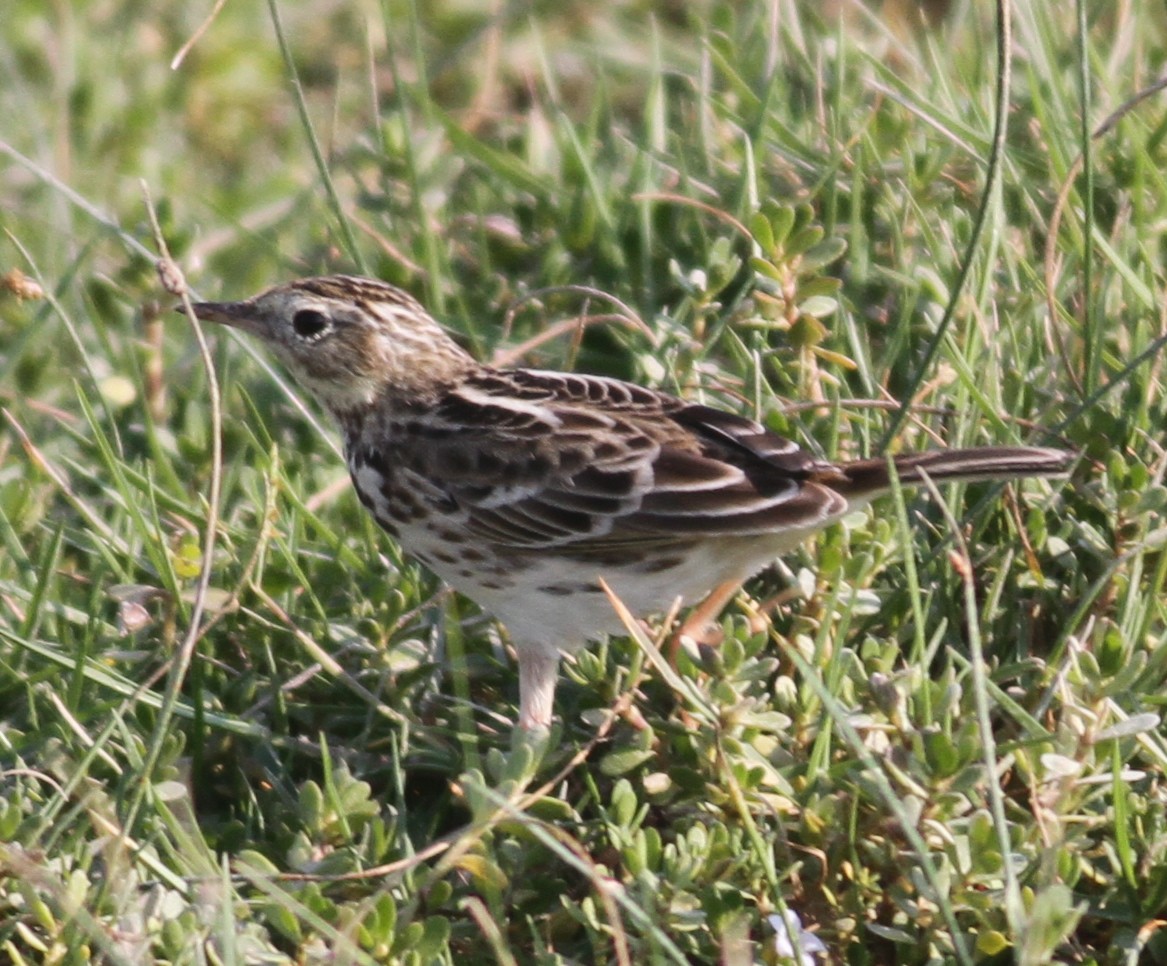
[517,647,560,731]
[669,579,743,662]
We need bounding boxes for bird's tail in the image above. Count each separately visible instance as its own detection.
[833,446,1073,500]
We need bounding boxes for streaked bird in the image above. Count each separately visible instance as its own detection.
[189,275,1073,730]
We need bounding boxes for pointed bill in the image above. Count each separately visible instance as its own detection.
[185,299,268,338]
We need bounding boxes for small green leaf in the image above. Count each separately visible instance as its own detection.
[415,916,451,958]
[600,747,655,778]
[785,225,825,257]
[797,295,838,318]
[789,314,827,347]
[0,800,22,840]
[976,930,1009,955]
[371,892,396,938]
[750,256,785,282]
[264,901,302,943]
[609,777,639,827]
[749,211,775,252]
[171,535,202,581]
[922,728,959,777]
[798,236,847,272]
[769,203,796,246]
[1098,624,1125,677]
[298,780,325,831]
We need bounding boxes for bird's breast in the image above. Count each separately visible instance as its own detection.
[346,440,446,535]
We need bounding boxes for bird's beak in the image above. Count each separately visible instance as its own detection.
[182,299,265,337]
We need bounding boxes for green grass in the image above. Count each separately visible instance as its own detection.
[1,1,1165,963]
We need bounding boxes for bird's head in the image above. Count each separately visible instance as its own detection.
[188,275,474,415]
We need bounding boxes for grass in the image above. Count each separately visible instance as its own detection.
[1,1,1165,962]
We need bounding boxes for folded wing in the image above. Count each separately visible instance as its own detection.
[402,369,848,553]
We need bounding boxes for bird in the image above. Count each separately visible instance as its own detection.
[188,274,1073,731]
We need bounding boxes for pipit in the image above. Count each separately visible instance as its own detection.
[190,275,1072,730]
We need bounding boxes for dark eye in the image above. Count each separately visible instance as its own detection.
[292,309,330,340]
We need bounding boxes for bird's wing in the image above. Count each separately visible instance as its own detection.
[399,368,849,552]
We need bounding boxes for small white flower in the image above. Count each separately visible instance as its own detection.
[769,910,826,965]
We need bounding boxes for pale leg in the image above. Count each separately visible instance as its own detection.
[517,647,560,731]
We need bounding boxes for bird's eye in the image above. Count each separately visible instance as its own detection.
[292,309,330,340]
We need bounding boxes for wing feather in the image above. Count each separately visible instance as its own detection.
[394,368,841,551]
